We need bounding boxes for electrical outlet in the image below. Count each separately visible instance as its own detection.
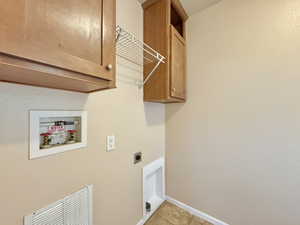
[134,152,142,164]
[107,135,116,151]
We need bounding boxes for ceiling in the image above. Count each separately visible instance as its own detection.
[139,0,221,15]
[180,0,221,15]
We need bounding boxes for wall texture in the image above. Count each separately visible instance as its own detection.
[0,1,165,225]
[166,0,299,224]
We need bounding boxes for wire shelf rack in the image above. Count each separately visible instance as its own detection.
[116,26,166,85]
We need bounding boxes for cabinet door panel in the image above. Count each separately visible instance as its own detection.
[170,25,186,100]
[0,0,115,80]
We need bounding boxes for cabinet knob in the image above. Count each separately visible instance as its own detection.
[172,88,176,92]
[106,64,113,71]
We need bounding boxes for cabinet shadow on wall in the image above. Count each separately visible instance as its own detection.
[165,102,185,123]
[144,102,165,126]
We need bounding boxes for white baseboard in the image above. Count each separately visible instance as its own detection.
[136,218,146,225]
[166,196,230,225]
[135,208,159,225]
[136,197,166,225]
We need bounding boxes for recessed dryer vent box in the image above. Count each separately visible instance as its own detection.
[143,158,165,219]
[30,111,87,159]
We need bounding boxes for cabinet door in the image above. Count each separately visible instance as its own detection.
[0,0,115,80]
[170,25,186,100]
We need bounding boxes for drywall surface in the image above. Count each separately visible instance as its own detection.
[0,1,165,225]
[166,0,299,224]
[181,0,222,15]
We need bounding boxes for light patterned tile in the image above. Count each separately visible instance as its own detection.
[190,216,214,225]
[157,202,193,225]
[145,213,173,225]
[145,202,214,225]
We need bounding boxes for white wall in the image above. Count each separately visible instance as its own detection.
[0,1,165,225]
[166,0,299,224]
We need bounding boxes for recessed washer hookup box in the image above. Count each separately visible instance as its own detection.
[29,110,87,159]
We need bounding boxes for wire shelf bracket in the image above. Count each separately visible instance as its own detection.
[116,26,166,86]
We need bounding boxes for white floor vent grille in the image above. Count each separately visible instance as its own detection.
[24,185,93,225]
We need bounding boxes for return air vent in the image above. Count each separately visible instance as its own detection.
[24,185,93,225]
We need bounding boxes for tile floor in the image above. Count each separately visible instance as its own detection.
[145,201,213,225]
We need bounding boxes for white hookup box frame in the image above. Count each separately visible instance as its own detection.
[29,110,87,159]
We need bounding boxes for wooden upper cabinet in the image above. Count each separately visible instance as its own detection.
[143,0,188,103]
[0,0,116,93]
[170,25,186,100]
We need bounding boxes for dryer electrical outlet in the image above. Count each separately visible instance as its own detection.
[30,111,87,159]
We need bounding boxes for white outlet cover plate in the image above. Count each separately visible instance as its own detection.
[106,135,116,151]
